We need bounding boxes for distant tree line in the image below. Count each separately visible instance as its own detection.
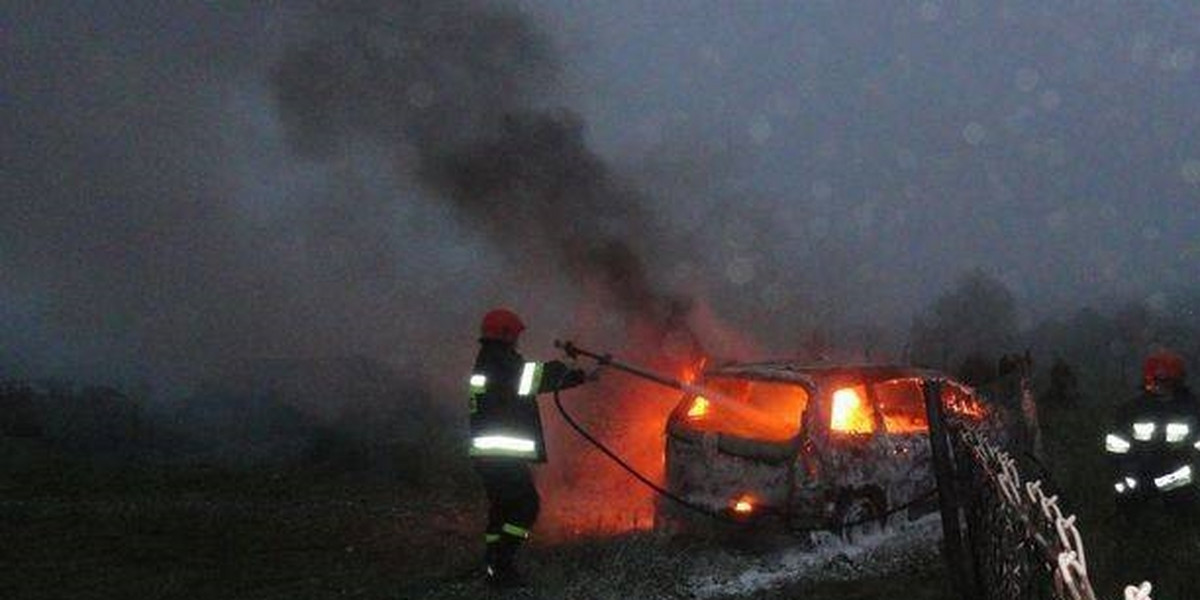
[0,358,470,488]
[906,269,1200,404]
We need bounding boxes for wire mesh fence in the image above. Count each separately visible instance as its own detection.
[930,377,1154,600]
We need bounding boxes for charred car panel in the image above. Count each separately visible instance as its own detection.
[658,363,992,533]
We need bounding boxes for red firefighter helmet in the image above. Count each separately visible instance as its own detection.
[1143,350,1186,390]
[480,308,525,343]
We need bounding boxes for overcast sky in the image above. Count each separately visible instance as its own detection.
[3,1,1198,391]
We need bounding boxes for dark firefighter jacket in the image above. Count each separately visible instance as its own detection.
[468,340,585,462]
[1106,386,1200,492]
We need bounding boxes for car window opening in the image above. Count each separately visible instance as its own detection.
[682,377,809,442]
[830,385,875,434]
[874,378,929,434]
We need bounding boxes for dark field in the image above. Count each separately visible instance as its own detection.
[1036,397,1200,599]
[2,470,456,600]
[0,465,949,600]
[2,376,1198,599]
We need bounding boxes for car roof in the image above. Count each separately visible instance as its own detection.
[704,361,950,388]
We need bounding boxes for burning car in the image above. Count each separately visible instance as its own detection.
[657,362,990,536]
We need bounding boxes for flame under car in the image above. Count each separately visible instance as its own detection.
[658,363,988,535]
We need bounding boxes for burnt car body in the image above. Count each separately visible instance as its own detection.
[658,362,991,534]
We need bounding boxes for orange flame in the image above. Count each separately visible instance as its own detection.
[831,386,874,434]
[537,296,762,541]
[679,356,708,385]
[686,396,710,419]
[731,494,755,514]
[943,384,986,419]
[537,375,675,541]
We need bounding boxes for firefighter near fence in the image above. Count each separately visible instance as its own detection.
[926,376,1156,600]
[1103,351,1198,509]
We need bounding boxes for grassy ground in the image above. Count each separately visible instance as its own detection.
[7,374,1190,599]
[1,470,463,600]
[1035,378,1200,600]
[0,461,949,600]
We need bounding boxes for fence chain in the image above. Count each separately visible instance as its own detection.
[952,423,1152,600]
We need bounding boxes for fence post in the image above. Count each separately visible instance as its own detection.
[924,379,979,599]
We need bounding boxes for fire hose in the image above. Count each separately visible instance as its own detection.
[551,340,938,534]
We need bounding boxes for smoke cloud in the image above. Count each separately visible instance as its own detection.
[267,2,728,534]
[270,0,688,338]
[5,0,1197,395]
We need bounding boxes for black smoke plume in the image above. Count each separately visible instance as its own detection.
[271,0,683,331]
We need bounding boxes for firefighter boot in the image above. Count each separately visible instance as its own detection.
[485,537,527,588]
[483,536,500,576]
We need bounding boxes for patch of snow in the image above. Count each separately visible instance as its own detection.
[686,513,943,598]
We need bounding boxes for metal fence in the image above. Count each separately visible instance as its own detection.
[924,379,1154,600]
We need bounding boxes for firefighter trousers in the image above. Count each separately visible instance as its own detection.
[474,459,540,571]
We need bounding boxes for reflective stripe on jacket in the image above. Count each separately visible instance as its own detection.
[467,340,584,462]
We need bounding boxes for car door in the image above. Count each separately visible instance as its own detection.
[871,377,934,509]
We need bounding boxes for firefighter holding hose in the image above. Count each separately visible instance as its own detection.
[467,308,592,587]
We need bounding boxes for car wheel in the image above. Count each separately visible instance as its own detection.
[653,497,702,537]
[653,499,681,534]
[835,488,887,544]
